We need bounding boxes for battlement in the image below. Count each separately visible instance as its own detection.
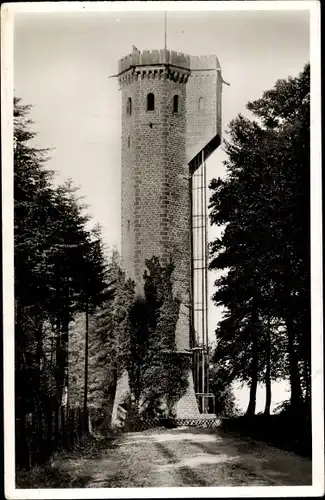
[189,54,221,71]
[118,49,221,74]
[118,49,190,73]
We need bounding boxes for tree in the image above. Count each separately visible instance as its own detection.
[44,181,94,438]
[70,251,136,427]
[209,363,239,417]
[81,249,123,428]
[14,97,57,466]
[247,64,310,411]
[14,98,111,466]
[213,304,267,416]
[209,64,310,414]
[76,224,111,431]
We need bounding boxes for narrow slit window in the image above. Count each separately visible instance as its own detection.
[147,93,155,111]
[198,97,204,111]
[127,220,130,231]
[126,97,132,115]
[127,136,130,148]
[173,95,179,113]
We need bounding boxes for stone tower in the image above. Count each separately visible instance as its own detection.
[112,48,222,424]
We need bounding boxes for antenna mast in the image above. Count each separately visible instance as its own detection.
[164,11,167,52]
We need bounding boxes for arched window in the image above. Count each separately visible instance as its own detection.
[126,97,132,115]
[198,97,204,111]
[147,93,155,111]
[173,95,179,113]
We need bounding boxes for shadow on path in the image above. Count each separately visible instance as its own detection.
[192,431,312,486]
[26,427,312,488]
[154,440,207,486]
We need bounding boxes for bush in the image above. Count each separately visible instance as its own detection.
[160,418,178,429]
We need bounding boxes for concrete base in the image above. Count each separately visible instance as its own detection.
[112,367,200,426]
[174,369,200,418]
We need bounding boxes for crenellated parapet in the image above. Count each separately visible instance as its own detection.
[189,54,221,71]
[118,49,221,75]
[118,49,191,74]
[117,49,222,89]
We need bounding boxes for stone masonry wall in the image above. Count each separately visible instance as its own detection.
[186,55,222,163]
[133,75,187,291]
[121,85,136,282]
[186,71,217,163]
[121,69,191,353]
[120,53,222,349]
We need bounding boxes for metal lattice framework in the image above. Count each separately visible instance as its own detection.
[126,416,222,432]
[190,150,215,414]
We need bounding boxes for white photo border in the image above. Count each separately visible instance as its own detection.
[2,1,323,498]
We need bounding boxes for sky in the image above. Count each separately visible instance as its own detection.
[13,5,310,413]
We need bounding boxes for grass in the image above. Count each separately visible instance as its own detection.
[16,431,122,488]
[16,463,91,488]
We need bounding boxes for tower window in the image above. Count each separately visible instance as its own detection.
[127,136,130,148]
[126,97,132,115]
[147,93,155,111]
[198,97,204,111]
[173,95,179,113]
[127,220,130,231]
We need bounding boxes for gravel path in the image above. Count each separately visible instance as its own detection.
[59,427,312,487]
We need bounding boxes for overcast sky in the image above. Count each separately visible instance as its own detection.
[14,6,310,413]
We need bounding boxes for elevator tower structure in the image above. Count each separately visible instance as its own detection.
[112,47,223,422]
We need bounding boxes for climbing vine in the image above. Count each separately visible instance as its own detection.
[128,256,190,417]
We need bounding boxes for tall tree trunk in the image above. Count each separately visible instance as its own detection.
[35,315,43,463]
[54,328,61,447]
[302,355,311,407]
[83,300,89,432]
[246,311,259,417]
[286,317,303,410]
[61,315,69,417]
[54,320,66,446]
[246,363,258,416]
[264,316,271,416]
[54,275,64,447]
[47,334,54,451]
[64,276,71,420]
[246,338,258,416]
[299,323,311,406]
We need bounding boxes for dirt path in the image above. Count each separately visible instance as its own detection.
[57,427,312,487]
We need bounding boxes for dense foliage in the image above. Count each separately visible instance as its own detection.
[209,64,310,415]
[68,256,191,421]
[14,98,109,467]
[209,364,240,417]
[69,250,135,424]
[128,257,190,417]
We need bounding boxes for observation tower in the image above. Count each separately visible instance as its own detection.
[112,45,224,425]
